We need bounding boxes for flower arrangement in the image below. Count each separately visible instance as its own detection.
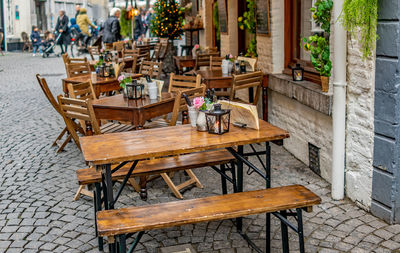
[118,74,133,89]
[192,97,213,111]
[228,54,234,62]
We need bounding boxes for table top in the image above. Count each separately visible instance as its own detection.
[173,56,195,61]
[62,73,142,85]
[80,120,289,166]
[195,69,233,80]
[92,93,175,110]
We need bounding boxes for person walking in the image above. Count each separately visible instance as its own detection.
[55,10,70,54]
[30,26,43,56]
[103,8,121,44]
[134,9,146,40]
[75,4,81,19]
[76,8,97,46]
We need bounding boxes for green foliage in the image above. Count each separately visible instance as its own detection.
[213,2,220,41]
[303,35,332,77]
[340,0,378,59]
[150,0,184,40]
[310,0,333,33]
[237,0,257,56]
[120,9,132,38]
[119,76,133,89]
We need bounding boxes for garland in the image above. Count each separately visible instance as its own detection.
[340,0,378,59]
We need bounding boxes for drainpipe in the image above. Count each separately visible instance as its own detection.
[331,0,347,200]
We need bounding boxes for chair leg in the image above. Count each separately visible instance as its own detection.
[160,173,183,199]
[128,178,141,192]
[56,133,72,153]
[52,127,68,146]
[74,185,94,201]
[185,169,203,188]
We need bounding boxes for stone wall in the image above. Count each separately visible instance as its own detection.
[345,38,376,209]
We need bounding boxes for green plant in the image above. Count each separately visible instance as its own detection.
[213,2,220,41]
[311,0,333,33]
[151,0,185,40]
[118,75,133,89]
[120,9,132,38]
[340,0,378,59]
[237,0,257,57]
[303,35,332,77]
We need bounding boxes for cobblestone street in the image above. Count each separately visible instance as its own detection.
[1,52,400,253]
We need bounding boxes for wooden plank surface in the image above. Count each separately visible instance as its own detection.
[97,185,320,236]
[80,120,289,165]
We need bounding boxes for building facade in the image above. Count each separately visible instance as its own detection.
[196,0,400,223]
[1,0,108,50]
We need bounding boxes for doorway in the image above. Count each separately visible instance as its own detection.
[35,0,47,32]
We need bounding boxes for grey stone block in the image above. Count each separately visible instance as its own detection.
[375,58,399,94]
[372,168,394,207]
[377,23,399,57]
[373,135,396,174]
[378,0,399,19]
[374,90,399,123]
[371,200,393,224]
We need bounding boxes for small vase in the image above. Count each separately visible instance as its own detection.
[321,76,329,92]
[196,111,208,131]
[221,59,229,75]
[187,106,198,128]
[228,61,233,73]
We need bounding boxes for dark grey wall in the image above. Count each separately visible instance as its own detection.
[372,0,400,224]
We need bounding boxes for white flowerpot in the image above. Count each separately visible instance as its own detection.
[148,86,158,100]
[187,106,198,128]
[221,59,229,75]
[196,111,208,131]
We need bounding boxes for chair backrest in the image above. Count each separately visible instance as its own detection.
[36,74,62,115]
[57,96,101,148]
[170,85,206,126]
[122,48,140,59]
[88,46,100,61]
[209,56,224,70]
[159,39,169,60]
[63,53,88,72]
[195,52,220,70]
[168,73,202,93]
[152,43,162,60]
[230,71,263,105]
[139,61,163,79]
[113,41,125,52]
[67,80,96,100]
[207,47,219,54]
[21,32,29,42]
[105,43,113,50]
[65,62,91,78]
[122,56,138,73]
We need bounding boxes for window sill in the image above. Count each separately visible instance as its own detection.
[268,74,333,116]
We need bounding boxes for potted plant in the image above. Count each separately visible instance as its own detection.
[192,96,214,131]
[303,35,332,92]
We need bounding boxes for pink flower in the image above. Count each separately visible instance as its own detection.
[193,97,204,109]
[100,49,104,53]
[229,54,233,59]
[194,44,200,49]
[118,75,125,82]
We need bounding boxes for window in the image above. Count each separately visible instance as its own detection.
[284,0,321,84]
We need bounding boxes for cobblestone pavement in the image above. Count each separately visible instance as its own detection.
[1,52,400,253]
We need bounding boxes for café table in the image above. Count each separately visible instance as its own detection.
[62,73,143,98]
[195,69,233,89]
[92,93,175,129]
[173,56,195,74]
[80,120,289,252]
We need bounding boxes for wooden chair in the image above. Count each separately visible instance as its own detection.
[209,56,224,70]
[139,61,163,79]
[168,73,202,93]
[67,80,96,100]
[144,86,206,199]
[152,43,162,60]
[88,46,100,60]
[104,43,113,50]
[113,41,125,52]
[62,53,88,73]
[21,32,32,52]
[58,95,136,200]
[122,48,140,59]
[121,56,139,73]
[36,74,83,153]
[65,62,91,78]
[195,52,220,70]
[230,71,264,105]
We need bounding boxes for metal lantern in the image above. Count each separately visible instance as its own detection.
[205,104,231,135]
[104,51,112,62]
[292,64,304,81]
[124,80,144,99]
[97,64,104,77]
[103,64,110,77]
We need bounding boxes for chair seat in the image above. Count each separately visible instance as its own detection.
[143,118,182,129]
[100,122,135,134]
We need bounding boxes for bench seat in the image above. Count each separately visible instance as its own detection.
[97,185,321,237]
[77,149,234,185]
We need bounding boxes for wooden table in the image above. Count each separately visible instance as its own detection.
[195,69,233,89]
[81,120,289,251]
[62,73,143,98]
[173,56,195,74]
[92,93,175,129]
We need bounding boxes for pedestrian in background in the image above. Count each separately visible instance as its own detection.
[103,8,121,44]
[134,9,146,41]
[76,8,97,46]
[75,5,81,19]
[55,10,70,54]
[30,26,43,56]
[146,8,154,37]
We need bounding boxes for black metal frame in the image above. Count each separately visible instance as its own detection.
[92,142,306,253]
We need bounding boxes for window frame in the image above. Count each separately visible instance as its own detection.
[284,0,321,85]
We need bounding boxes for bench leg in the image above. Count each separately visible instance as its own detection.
[280,210,289,253]
[265,142,271,253]
[220,164,228,195]
[236,145,244,232]
[119,234,126,253]
[230,161,237,193]
[297,208,305,253]
[139,176,148,201]
[94,183,104,251]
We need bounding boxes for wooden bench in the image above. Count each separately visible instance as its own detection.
[76,149,235,200]
[97,185,321,253]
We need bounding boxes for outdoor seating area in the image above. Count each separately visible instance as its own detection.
[30,36,326,253]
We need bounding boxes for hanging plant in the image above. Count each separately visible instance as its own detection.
[237,0,257,57]
[213,2,220,41]
[340,0,378,59]
[120,8,132,38]
[311,0,333,33]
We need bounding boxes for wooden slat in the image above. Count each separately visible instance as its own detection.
[97,185,321,236]
[77,149,234,185]
[64,112,91,121]
[61,104,88,114]
[80,120,289,165]
[172,81,198,87]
